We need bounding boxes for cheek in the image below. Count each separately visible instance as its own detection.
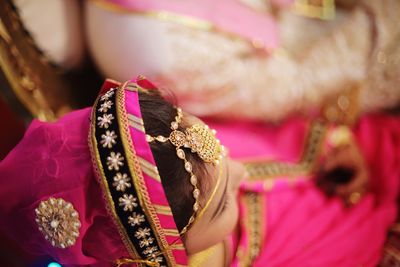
[185,194,240,254]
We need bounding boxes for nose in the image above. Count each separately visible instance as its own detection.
[227,159,246,190]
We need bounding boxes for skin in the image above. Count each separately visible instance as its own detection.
[185,158,246,255]
[182,115,246,256]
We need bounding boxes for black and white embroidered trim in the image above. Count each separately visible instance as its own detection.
[93,87,166,266]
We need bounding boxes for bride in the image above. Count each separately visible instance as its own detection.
[0,77,398,266]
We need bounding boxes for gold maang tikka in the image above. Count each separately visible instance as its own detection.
[146,107,224,235]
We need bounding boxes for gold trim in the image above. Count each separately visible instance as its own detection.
[127,113,144,125]
[153,204,173,216]
[0,1,71,121]
[293,0,335,20]
[0,19,11,43]
[117,84,177,266]
[125,83,139,92]
[171,244,185,251]
[138,157,162,183]
[163,228,180,237]
[128,115,146,132]
[88,94,139,259]
[237,193,264,266]
[89,0,274,51]
[127,120,145,132]
[0,19,54,121]
[236,194,249,267]
[196,162,223,221]
[244,121,327,180]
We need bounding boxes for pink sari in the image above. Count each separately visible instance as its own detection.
[208,114,400,266]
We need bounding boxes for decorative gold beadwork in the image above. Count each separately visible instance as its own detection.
[146,107,224,235]
[236,193,264,267]
[35,197,81,249]
[185,124,222,164]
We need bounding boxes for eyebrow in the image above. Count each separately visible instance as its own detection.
[210,164,229,221]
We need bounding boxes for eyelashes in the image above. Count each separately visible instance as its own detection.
[221,164,230,213]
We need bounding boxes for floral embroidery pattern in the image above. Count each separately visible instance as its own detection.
[35,197,81,249]
[100,89,115,101]
[97,113,114,129]
[135,227,151,239]
[139,237,155,248]
[128,212,145,226]
[98,100,113,113]
[119,194,138,211]
[144,246,159,257]
[100,130,117,148]
[150,256,164,264]
[112,173,131,192]
[93,85,168,265]
[107,152,124,171]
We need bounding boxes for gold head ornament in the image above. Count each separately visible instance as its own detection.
[146,107,225,234]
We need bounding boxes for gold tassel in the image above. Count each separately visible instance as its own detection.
[116,258,160,267]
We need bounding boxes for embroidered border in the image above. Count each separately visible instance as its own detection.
[90,86,168,266]
[237,193,265,267]
[244,121,327,179]
[89,93,139,260]
[117,83,177,266]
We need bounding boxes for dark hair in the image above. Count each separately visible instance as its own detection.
[138,90,210,232]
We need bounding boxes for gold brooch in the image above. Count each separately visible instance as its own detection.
[35,197,81,248]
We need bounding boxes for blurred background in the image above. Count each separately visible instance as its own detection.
[0,0,399,266]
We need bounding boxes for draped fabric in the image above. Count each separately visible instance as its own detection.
[208,114,400,266]
[0,78,188,266]
[0,107,129,266]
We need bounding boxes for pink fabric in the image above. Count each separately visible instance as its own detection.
[0,108,129,266]
[0,77,189,266]
[106,0,280,50]
[209,114,400,267]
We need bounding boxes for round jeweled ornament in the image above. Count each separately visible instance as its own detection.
[169,130,187,147]
[35,197,81,249]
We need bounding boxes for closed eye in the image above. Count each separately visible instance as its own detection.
[211,164,229,221]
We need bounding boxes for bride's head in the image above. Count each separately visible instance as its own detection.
[139,90,245,255]
[0,78,245,265]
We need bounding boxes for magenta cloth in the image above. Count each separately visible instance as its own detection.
[0,108,129,266]
[207,114,400,266]
[0,77,189,266]
[105,0,281,50]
